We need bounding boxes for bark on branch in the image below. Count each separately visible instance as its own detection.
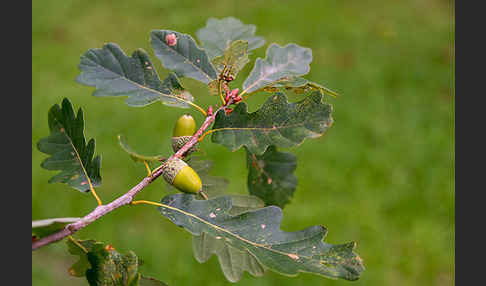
[32,102,231,251]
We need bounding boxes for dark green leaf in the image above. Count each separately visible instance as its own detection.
[242,44,312,94]
[151,30,217,84]
[67,238,167,286]
[158,194,364,282]
[86,246,140,286]
[32,217,80,239]
[247,146,297,208]
[253,76,339,97]
[118,134,165,163]
[226,194,265,216]
[190,191,266,281]
[211,40,250,79]
[211,91,333,155]
[37,98,102,192]
[76,43,193,108]
[196,17,265,59]
[67,238,100,277]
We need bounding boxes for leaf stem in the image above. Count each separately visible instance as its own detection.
[187,101,207,116]
[131,200,163,207]
[143,161,152,177]
[68,235,88,253]
[89,183,103,206]
[218,80,226,105]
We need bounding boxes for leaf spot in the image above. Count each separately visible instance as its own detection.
[60,127,65,133]
[80,181,88,185]
[165,33,177,46]
[287,253,299,260]
[267,177,272,184]
[215,236,222,240]
[209,212,216,218]
[261,224,266,229]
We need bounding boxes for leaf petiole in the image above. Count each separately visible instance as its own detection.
[143,161,152,177]
[187,101,208,116]
[88,181,102,206]
[218,80,226,105]
[130,200,164,207]
[68,235,88,253]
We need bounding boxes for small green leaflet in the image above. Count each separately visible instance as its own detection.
[211,91,334,155]
[32,217,80,239]
[37,98,102,192]
[158,194,364,282]
[117,134,165,163]
[151,30,217,84]
[211,40,250,79]
[67,238,167,286]
[252,76,339,98]
[76,43,193,108]
[242,43,312,94]
[196,17,265,60]
[247,146,298,208]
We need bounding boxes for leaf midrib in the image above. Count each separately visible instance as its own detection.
[153,32,215,83]
[160,202,334,265]
[84,57,193,107]
[244,55,303,93]
[58,123,92,188]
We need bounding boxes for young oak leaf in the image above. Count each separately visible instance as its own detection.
[246,146,298,208]
[196,17,265,60]
[242,43,312,94]
[37,98,102,192]
[211,91,334,155]
[251,76,339,98]
[158,194,364,283]
[76,43,193,108]
[211,40,250,79]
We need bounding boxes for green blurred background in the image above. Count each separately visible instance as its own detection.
[32,0,454,285]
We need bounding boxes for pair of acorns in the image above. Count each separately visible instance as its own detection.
[161,114,204,197]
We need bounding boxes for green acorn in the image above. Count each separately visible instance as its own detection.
[161,158,202,195]
[172,114,197,155]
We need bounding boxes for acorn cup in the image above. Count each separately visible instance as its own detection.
[172,114,197,156]
[161,157,207,199]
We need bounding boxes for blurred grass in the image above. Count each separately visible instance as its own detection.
[32,0,454,285]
